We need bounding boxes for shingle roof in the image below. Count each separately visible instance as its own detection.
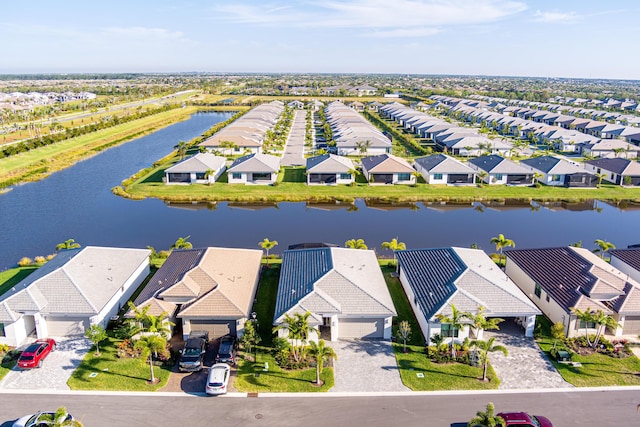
[361,154,415,174]
[414,154,475,174]
[586,158,640,175]
[611,249,640,271]
[520,156,586,174]
[165,153,226,173]
[467,155,532,174]
[306,154,354,173]
[228,153,280,173]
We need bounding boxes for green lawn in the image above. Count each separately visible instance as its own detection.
[394,344,499,391]
[537,337,640,387]
[0,353,18,381]
[0,266,38,296]
[67,337,171,391]
[382,267,424,346]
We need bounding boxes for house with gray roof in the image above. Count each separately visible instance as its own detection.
[467,155,533,186]
[274,247,396,341]
[584,158,640,186]
[306,154,355,185]
[520,156,597,187]
[227,153,281,185]
[396,248,540,344]
[131,247,262,340]
[164,153,227,184]
[505,247,640,337]
[361,153,416,185]
[0,246,150,346]
[413,154,476,185]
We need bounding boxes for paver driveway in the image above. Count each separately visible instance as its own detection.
[330,339,408,392]
[0,336,91,390]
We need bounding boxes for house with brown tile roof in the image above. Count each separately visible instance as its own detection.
[361,153,416,185]
[505,246,640,337]
[132,247,262,340]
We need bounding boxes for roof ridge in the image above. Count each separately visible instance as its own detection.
[61,267,98,314]
[331,269,396,315]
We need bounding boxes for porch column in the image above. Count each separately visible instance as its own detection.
[34,312,48,339]
[383,317,393,340]
[524,315,536,337]
[616,316,625,337]
[330,315,339,342]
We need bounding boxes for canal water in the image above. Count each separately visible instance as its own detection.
[1,111,638,270]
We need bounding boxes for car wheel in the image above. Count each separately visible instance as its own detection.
[37,360,43,368]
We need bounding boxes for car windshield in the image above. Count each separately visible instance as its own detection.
[23,344,41,353]
[184,348,201,356]
[530,416,542,427]
[19,355,34,361]
[209,382,224,387]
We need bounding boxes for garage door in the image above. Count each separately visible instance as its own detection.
[189,319,236,340]
[339,318,383,339]
[46,317,87,336]
[624,316,640,334]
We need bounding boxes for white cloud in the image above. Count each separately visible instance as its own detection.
[533,10,580,23]
[365,27,441,38]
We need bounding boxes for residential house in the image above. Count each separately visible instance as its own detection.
[467,155,533,185]
[164,153,227,184]
[227,153,280,185]
[396,248,540,344]
[520,156,597,187]
[0,247,150,346]
[413,154,476,185]
[131,247,262,340]
[581,139,640,159]
[505,246,640,337]
[306,154,355,185]
[361,153,416,185]
[273,247,396,341]
[584,158,640,186]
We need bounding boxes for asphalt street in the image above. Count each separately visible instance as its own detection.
[1,388,639,427]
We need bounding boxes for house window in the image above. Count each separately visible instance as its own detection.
[494,174,503,180]
[534,283,542,298]
[546,295,550,302]
[552,174,561,181]
[234,147,241,152]
[397,173,411,181]
[441,323,459,338]
[433,173,443,180]
[579,320,596,329]
[0,323,5,337]
[195,172,206,180]
[232,173,242,180]
[339,173,352,180]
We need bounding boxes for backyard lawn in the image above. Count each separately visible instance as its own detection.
[0,266,38,296]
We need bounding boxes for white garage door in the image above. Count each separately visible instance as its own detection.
[189,319,236,340]
[624,316,640,335]
[46,317,87,336]
[339,318,383,339]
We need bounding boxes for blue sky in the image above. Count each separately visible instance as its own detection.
[1,0,638,79]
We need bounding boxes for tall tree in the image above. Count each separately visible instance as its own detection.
[85,324,108,356]
[466,306,503,340]
[308,339,337,385]
[345,238,368,250]
[471,337,508,382]
[241,318,261,361]
[55,238,81,251]
[396,320,411,353]
[468,402,504,427]
[490,233,515,266]
[174,140,188,159]
[134,334,167,384]
[571,307,595,347]
[593,239,615,260]
[258,238,278,267]
[381,237,406,266]
[273,311,318,363]
[435,303,468,359]
[171,235,193,250]
[591,310,620,348]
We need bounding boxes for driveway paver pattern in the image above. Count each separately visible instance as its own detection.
[330,339,408,392]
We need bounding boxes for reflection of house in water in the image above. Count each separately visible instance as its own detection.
[365,199,419,211]
[305,201,355,211]
[164,201,217,211]
[538,200,597,212]
[422,201,475,212]
[478,199,535,212]
[287,242,340,250]
[227,202,279,211]
[601,200,640,211]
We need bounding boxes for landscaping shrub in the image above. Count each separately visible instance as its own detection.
[17,257,33,266]
[34,256,46,264]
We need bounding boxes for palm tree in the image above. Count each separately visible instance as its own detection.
[39,407,83,427]
[308,339,337,385]
[466,306,503,340]
[171,235,192,250]
[595,172,605,188]
[471,337,508,381]
[468,402,504,427]
[592,310,620,348]
[273,311,318,363]
[571,307,595,347]
[345,238,368,250]
[203,169,216,185]
[134,334,167,384]
[490,234,515,266]
[532,172,543,187]
[435,303,468,359]
[593,239,615,260]
[381,237,406,266]
[258,238,278,267]
[174,140,188,159]
[55,238,81,251]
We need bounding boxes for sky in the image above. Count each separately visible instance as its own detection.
[1,0,639,79]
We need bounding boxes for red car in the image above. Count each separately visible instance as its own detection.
[17,338,56,369]
[497,412,553,427]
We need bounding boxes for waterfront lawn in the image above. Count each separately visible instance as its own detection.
[382,267,424,346]
[67,336,171,391]
[394,343,499,391]
[0,266,38,297]
[537,337,640,387]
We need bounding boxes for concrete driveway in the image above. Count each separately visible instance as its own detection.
[0,336,91,391]
[329,339,408,392]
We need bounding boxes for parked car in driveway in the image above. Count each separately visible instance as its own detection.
[13,410,74,427]
[497,412,554,427]
[215,335,237,365]
[179,335,208,372]
[206,363,231,395]
[17,338,56,369]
